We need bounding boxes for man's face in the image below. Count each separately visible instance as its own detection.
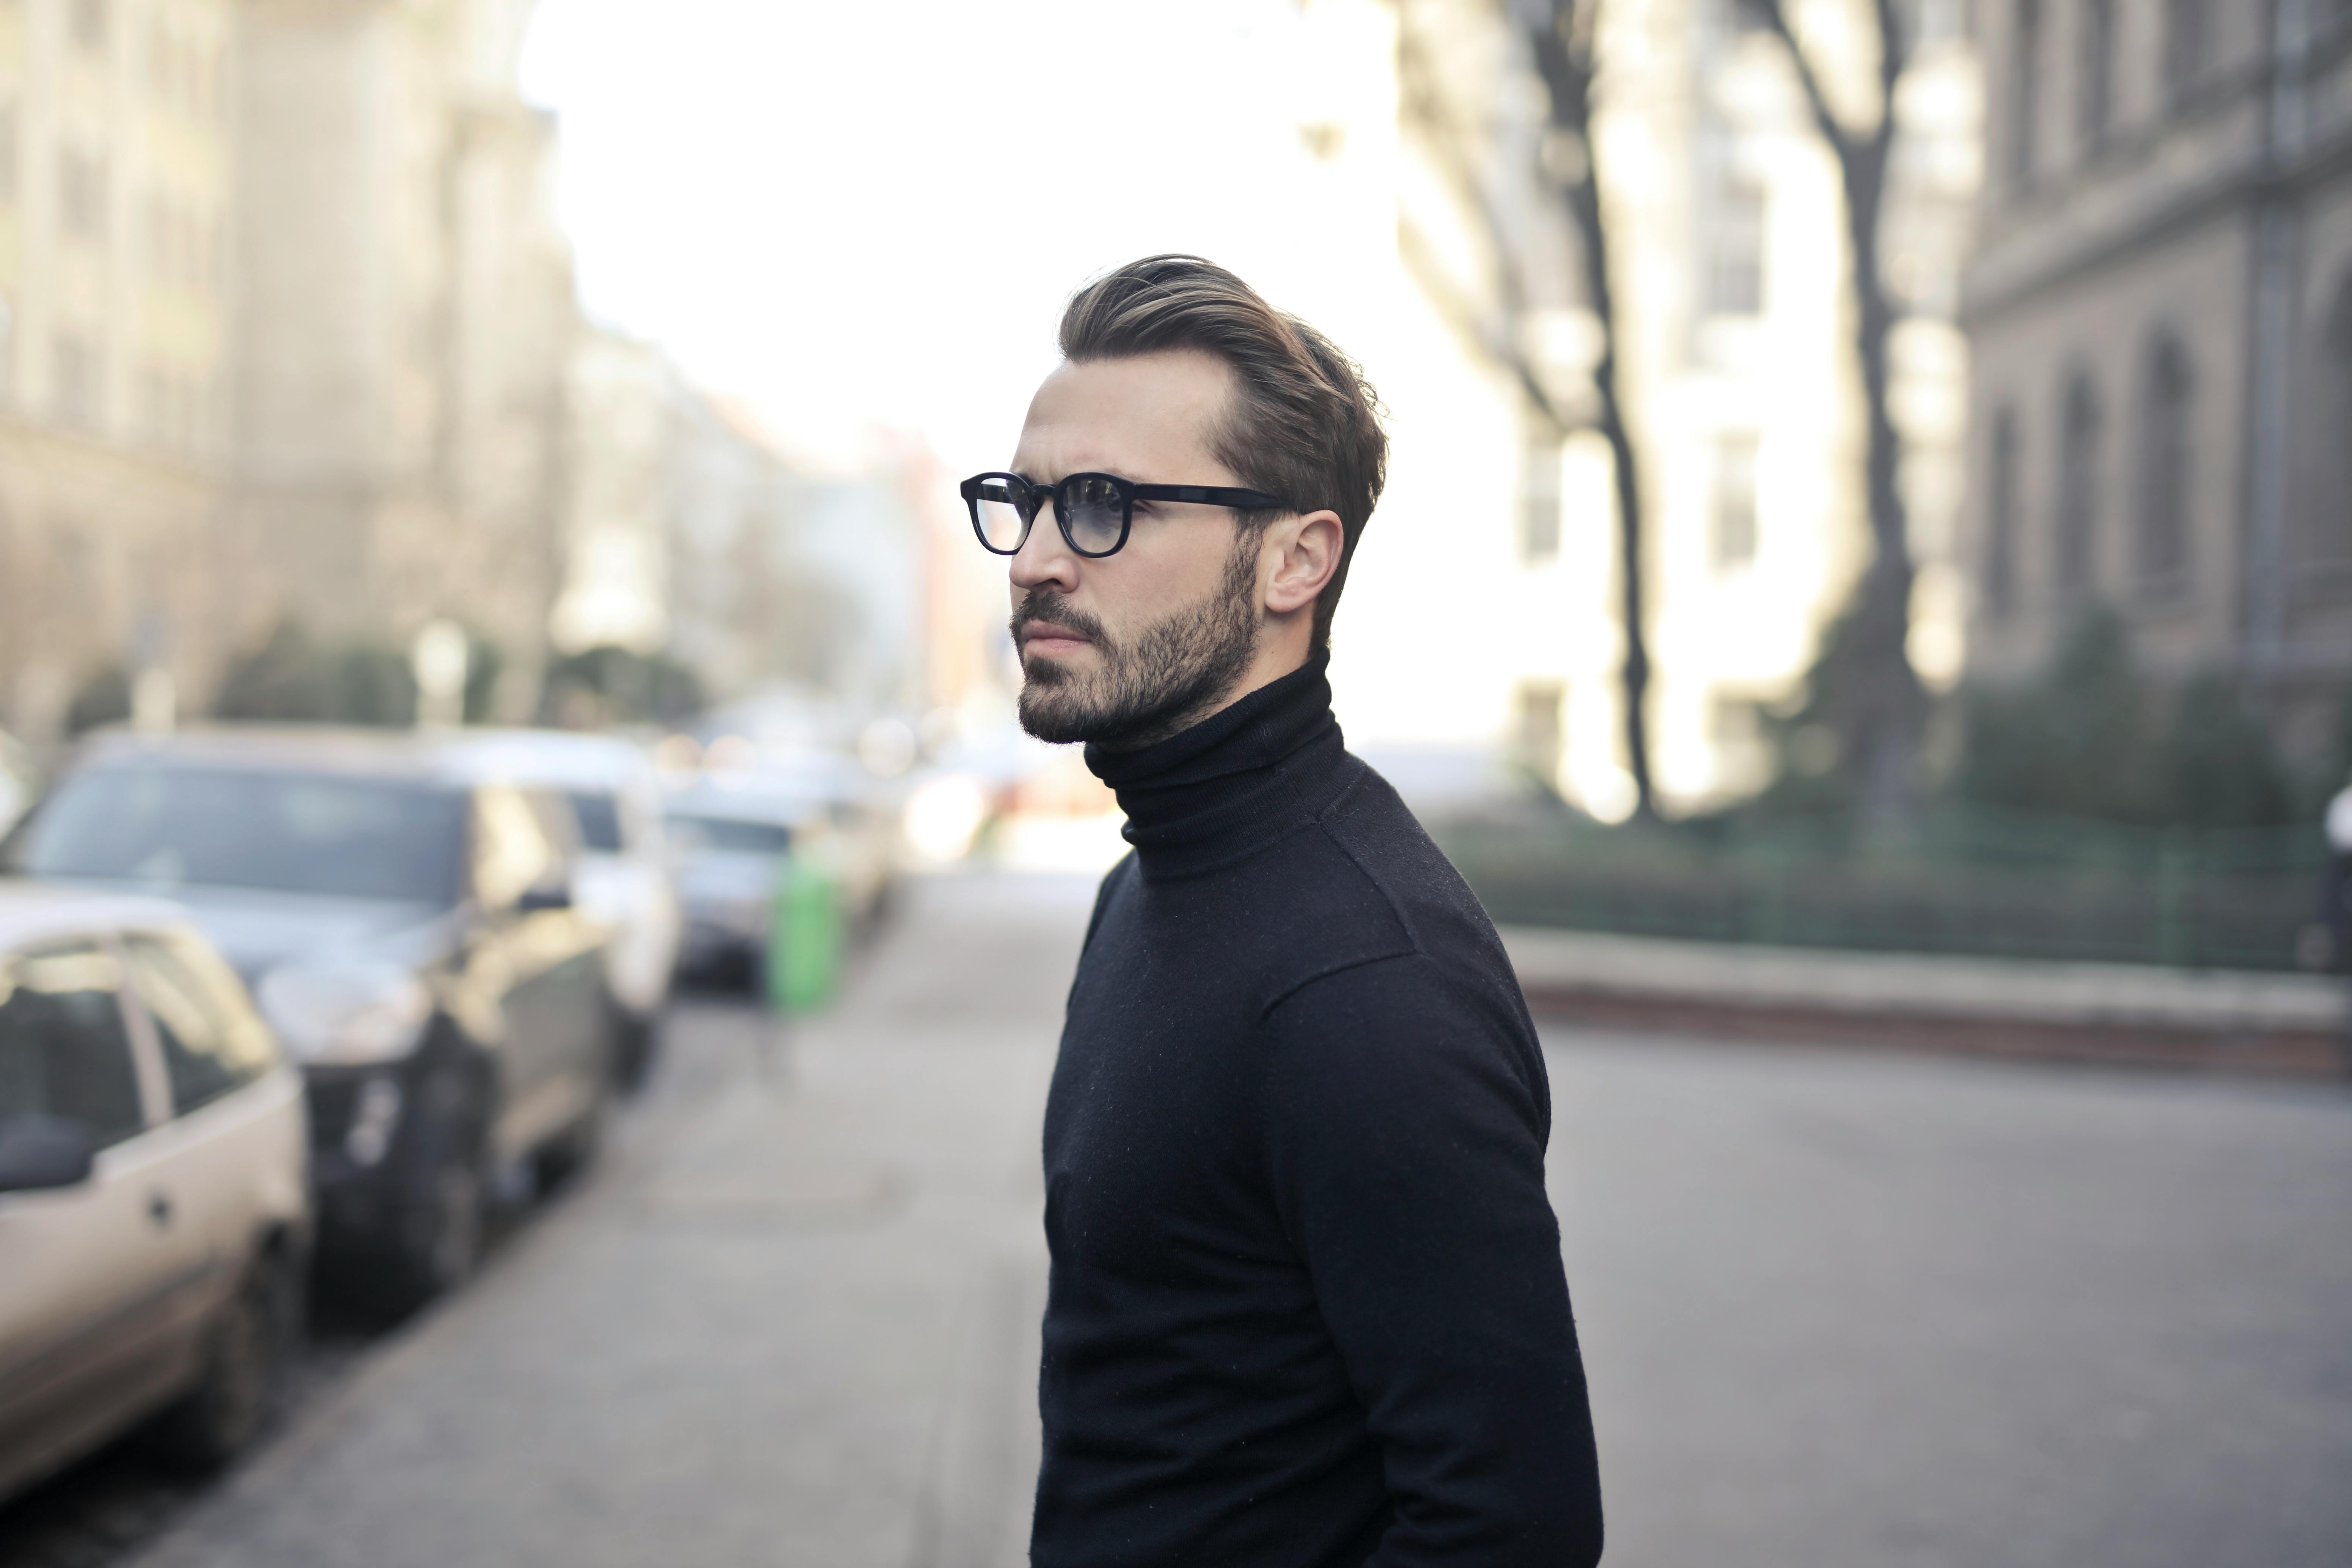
[1006,351,1265,748]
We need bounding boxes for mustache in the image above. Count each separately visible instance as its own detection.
[1011,590,1109,650]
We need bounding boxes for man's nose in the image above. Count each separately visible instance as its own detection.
[1008,497,1079,593]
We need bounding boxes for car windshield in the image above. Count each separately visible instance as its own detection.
[566,791,624,853]
[668,814,792,856]
[10,765,467,905]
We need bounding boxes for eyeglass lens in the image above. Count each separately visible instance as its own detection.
[973,477,1128,556]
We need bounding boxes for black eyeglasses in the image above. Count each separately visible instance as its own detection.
[961,471,1288,559]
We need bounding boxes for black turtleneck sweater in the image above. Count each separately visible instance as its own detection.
[1030,655,1602,1568]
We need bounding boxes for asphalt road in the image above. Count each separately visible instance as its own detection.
[6,867,2348,1568]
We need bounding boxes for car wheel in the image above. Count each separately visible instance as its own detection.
[145,1244,300,1472]
[360,1110,489,1318]
[534,1074,609,1193]
[610,1002,663,1095]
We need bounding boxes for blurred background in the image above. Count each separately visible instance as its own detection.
[0,0,2348,1565]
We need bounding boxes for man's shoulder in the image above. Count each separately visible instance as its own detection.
[1314,760,1511,960]
[1250,758,1525,1016]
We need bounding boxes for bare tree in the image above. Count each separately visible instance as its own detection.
[1746,0,1928,816]
[1394,0,1656,820]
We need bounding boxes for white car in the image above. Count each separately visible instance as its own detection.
[443,731,682,1090]
[0,886,309,1504]
[665,760,899,985]
[0,729,34,839]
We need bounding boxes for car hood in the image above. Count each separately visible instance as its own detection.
[675,850,780,907]
[53,880,456,985]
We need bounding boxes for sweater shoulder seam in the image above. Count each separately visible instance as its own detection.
[1311,770,1430,956]
[1256,945,1432,1023]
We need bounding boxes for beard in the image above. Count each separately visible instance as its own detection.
[1014,538,1260,749]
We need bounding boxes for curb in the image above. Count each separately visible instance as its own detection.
[1501,926,2352,1081]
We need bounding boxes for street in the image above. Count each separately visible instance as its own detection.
[9,867,2349,1568]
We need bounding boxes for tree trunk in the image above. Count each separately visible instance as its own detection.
[1525,0,1657,819]
[1759,0,1927,819]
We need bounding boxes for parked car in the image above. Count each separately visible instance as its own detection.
[440,731,680,1090]
[665,757,898,986]
[0,729,616,1314]
[0,729,35,839]
[0,886,308,1504]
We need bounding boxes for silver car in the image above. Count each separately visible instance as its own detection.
[440,731,682,1090]
[0,886,309,1504]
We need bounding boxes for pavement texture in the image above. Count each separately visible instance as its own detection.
[119,869,2352,1568]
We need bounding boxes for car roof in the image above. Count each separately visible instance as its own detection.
[0,881,190,949]
[662,783,821,826]
[73,726,469,783]
[432,730,656,791]
[69,726,640,791]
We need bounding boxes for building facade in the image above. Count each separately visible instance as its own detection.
[232,0,572,717]
[1963,0,2352,763]
[0,0,239,742]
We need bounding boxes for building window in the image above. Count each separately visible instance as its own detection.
[70,0,107,53]
[2137,334,2194,591]
[1717,0,1771,38]
[2008,0,2041,189]
[1520,440,1562,565]
[1986,405,2020,619]
[1712,433,1759,568]
[59,149,105,241]
[2300,273,2352,566]
[1706,170,1766,316]
[2163,0,2208,108]
[2076,0,2115,149]
[1514,681,1566,791]
[2055,372,2101,602]
[54,333,101,427]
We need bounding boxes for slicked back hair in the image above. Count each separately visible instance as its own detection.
[1057,255,1388,650]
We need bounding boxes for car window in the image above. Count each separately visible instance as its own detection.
[667,815,793,855]
[0,942,147,1149]
[472,786,558,909]
[10,764,467,905]
[565,791,624,853]
[123,932,278,1116]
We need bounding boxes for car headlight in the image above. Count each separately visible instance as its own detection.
[256,963,434,1066]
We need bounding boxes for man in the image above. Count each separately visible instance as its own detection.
[970,255,1601,1567]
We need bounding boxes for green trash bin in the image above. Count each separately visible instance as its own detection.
[766,853,843,1015]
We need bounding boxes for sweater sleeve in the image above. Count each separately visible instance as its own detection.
[1258,953,1603,1568]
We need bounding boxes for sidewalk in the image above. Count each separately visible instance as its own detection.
[1503,925,2349,1078]
[130,871,1089,1568]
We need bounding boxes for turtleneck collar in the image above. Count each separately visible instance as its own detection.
[1083,652,1355,880]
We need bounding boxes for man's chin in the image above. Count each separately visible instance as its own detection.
[1017,685,1100,745]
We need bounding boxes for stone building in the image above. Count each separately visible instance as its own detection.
[0,0,577,744]
[232,0,572,717]
[1962,0,2352,762]
[550,326,934,718]
[0,0,240,742]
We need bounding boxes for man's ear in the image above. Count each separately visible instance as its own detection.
[1262,510,1344,618]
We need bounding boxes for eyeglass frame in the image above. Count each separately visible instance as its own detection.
[959,471,1290,559]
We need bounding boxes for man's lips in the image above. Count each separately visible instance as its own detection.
[1019,621,1094,657]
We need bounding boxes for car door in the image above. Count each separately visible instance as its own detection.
[465,786,601,1162]
[0,937,195,1495]
[118,930,306,1323]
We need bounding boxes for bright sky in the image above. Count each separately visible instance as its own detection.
[519,0,1362,475]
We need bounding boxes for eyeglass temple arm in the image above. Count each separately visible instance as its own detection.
[1130,484,1287,508]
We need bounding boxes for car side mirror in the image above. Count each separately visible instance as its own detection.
[0,1115,97,1193]
[518,881,573,913]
